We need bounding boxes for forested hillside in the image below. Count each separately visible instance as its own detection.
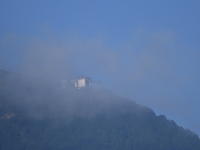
[0,69,200,150]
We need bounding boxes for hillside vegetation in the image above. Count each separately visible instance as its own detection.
[0,69,200,150]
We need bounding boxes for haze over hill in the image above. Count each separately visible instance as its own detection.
[0,69,152,119]
[0,69,200,150]
[1,1,200,147]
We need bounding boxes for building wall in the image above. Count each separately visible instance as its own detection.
[77,78,86,87]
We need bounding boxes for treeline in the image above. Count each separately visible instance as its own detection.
[0,112,200,150]
[0,69,200,150]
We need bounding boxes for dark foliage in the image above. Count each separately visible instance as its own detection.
[0,69,200,150]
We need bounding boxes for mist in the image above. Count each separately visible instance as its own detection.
[1,29,200,134]
[1,68,155,123]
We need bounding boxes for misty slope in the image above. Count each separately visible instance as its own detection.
[0,69,200,150]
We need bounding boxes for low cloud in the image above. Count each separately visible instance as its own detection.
[1,29,200,134]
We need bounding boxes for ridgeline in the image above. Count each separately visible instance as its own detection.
[0,69,200,150]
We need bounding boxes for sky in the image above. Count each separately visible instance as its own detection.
[1,0,200,135]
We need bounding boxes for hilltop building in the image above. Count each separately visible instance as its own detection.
[61,76,100,89]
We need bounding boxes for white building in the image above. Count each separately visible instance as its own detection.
[61,76,100,89]
[73,76,91,88]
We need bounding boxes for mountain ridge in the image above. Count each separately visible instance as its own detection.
[0,69,200,150]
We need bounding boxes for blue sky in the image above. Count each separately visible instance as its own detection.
[1,0,200,135]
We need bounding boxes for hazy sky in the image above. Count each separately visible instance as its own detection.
[1,0,200,135]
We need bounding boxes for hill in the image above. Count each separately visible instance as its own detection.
[0,69,200,150]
